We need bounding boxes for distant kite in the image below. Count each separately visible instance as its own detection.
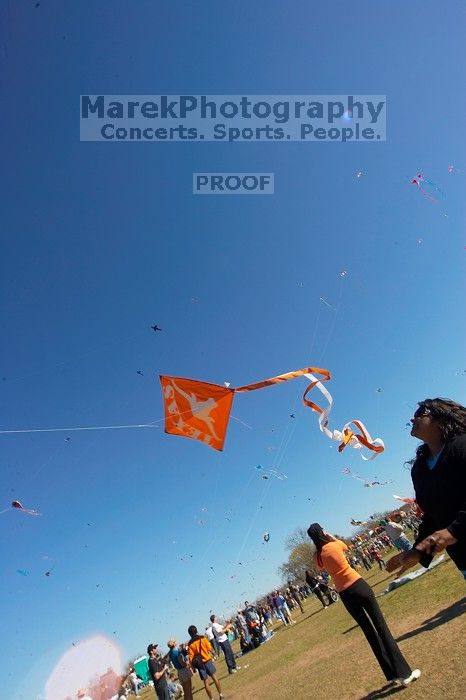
[343,470,392,488]
[263,532,270,543]
[151,324,163,332]
[0,500,42,516]
[411,173,444,204]
[255,465,287,480]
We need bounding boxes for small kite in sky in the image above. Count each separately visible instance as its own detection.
[290,414,295,419]
[340,270,348,278]
[447,164,459,174]
[17,569,29,576]
[3,500,42,516]
[256,465,287,480]
[151,324,163,332]
[342,470,391,488]
[411,173,444,204]
[137,370,144,376]
[263,532,270,542]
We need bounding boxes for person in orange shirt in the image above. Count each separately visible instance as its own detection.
[307,523,421,688]
[187,625,224,700]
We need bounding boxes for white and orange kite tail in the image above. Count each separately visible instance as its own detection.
[303,372,385,460]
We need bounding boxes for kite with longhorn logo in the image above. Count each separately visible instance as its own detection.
[160,366,384,458]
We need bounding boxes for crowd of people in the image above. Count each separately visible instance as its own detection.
[115,587,312,700]
[89,396,464,700]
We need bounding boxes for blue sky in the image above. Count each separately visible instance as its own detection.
[1,1,465,698]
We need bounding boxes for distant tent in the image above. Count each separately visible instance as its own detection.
[133,656,150,684]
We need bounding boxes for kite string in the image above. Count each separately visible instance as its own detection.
[225,307,328,562]
[270,296,323,469]
[162,468,260,596]
[195,468,259,569]
[29,442,67,482]
[235,478,271,564]
[0,423,161,435]
[317,273,345,367]
[0,411,252,437]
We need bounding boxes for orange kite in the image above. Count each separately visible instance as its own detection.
[160,367,384,457]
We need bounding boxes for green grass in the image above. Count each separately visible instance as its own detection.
[139,556,465,699]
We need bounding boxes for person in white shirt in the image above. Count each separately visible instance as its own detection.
[381,515,411,552]
[209,615,237,674]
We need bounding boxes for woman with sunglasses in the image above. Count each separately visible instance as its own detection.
[386,398,466,579]
[307,523,420,687]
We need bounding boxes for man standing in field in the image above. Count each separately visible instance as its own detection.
[210,614,237,674]
[147,643,170,700]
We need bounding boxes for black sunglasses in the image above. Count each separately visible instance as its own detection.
[413,406,431,418]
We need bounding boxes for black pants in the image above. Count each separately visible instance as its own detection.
[313,587,328,608]
[219,639,236,671]
[340,578,411,681]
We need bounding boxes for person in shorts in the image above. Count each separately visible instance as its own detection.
[187,625,224,700]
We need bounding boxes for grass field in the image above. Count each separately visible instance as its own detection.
[138,555,465,700]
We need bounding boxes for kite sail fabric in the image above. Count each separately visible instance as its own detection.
[161,366,385,458]
[160,376,234,451]
[161,367,328,451]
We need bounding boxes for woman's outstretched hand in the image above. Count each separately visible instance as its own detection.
[385,549,421,575]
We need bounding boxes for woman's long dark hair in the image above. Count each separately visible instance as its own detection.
[307,523,334,567]
[408,397,466,466]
